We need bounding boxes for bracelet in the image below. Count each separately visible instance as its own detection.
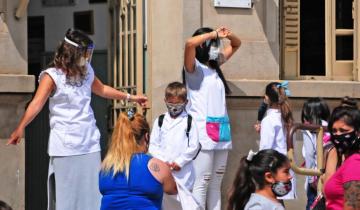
[126,93,131,102]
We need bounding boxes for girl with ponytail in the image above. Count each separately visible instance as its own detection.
[227,149,292,210]
[183,27,241,210]
[259,82,297,200]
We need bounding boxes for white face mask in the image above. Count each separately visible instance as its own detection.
[78,57,86,67]
[208,45,220,61]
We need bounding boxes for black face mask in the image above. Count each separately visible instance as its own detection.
[331,130,359,154]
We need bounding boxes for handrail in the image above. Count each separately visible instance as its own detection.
[286,123,326,176]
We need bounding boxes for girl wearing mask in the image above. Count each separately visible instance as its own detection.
[183,26,241,210]
[227,149,292,210]
[324,106,360,210]
[300,97,330,210]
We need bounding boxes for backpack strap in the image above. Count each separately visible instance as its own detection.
[186,115,192,142]
[186,114,202,160]
[158,114,165,128]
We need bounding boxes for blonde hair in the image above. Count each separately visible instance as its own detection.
[165,81,187,101]
[101,112,150,178]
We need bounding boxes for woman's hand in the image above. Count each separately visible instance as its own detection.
[130,95,148,107]
[7,127,24,145]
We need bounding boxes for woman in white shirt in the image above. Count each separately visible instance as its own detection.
[259,82,297,200]
[183,26,241,210]
[7,29,147,210]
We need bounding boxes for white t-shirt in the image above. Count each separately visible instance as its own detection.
[39,64,101,156]
[244,193,285,210]
[185,59,231,150]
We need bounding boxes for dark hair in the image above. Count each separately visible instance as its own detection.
[165,81,187,101]
[0,200,12,210]
[49,28,93,86]
[265,82,293,126]
[227,149,289,210]
[328,106,360,155]
[301,97,330,125]
[340,96,358,109]
[183,27,231,94]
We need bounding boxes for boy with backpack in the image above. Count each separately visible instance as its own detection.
[149,81,200,191]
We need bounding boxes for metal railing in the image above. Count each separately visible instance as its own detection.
[286,123,327,192]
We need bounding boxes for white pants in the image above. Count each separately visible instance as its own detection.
[192,150,228,210]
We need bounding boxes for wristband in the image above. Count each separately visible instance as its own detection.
[126,93,131,102]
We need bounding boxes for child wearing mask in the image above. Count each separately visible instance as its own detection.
[300,97,330,210]
[227,149,293,210]
[149,81,200,191]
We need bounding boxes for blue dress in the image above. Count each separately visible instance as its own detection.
[99,153,163,210]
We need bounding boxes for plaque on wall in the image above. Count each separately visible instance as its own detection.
[42,0,76,6]
[214,0,252,8]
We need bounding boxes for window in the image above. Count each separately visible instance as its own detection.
[42,0,75,6]
[89,0,107,3]
[73,10,94,35]
[281,0,358,81]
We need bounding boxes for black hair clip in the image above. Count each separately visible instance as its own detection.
[127,107,136,120]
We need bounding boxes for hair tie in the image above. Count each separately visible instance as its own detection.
[246,150,258,162]
[127,107,136,120]
[276,81,291,96]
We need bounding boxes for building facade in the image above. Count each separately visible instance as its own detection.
[1,0,360,209]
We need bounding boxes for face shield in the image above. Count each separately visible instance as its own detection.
[85,43,95,64]
[64,37,94,64]
[206,38,226,63]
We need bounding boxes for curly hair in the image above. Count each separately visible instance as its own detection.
[49,28,93,86]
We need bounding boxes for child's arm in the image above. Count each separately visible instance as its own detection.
[259,118,276,150]
[254,101,267,133]
[91,76,147,107]
[148,118,163,159]
[173,122,200,170]
[7,74,55,145]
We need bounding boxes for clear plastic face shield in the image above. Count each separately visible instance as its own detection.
[85,43,94,64]
[64,37,94,66]
[205,38,226,64]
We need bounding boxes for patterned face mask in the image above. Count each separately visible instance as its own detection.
[271,180,292,197]
[331,130,359,154]
[166,102,186,117]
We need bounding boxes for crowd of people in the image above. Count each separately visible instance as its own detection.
[4,26,360,210]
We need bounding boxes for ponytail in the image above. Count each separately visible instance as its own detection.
[279,99,293,127]
[227,149,289,210]
[101,112,149,178]
[209,60,231,94]
[227,157,255,210]
[265,82,293,127]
